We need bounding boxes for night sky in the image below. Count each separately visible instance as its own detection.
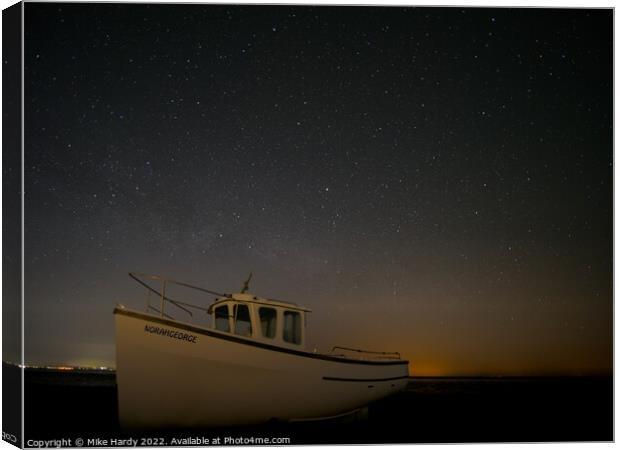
[15,4,612,375]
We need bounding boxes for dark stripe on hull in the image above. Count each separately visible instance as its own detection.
[323,376,410,382]
[114,307,409,366]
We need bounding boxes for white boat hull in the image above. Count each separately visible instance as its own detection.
[114,308,409,428]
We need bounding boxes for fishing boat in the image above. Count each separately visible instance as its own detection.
[114,272,409,429]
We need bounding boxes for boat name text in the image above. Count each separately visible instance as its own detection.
[144,325,197,343]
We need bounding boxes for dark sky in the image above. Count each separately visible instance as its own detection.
[17,4,612,375]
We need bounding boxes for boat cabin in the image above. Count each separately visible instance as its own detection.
[208,293,311,348]
[126,272,313,350]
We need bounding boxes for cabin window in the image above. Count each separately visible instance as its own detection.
[259,307,277,338]
[283,311,302,344]
[214,305,230,332]
[233,304,252,336]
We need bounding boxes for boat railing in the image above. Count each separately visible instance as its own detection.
[129,272,227,322]
[330,345,401,360]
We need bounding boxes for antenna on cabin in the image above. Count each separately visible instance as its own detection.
[240,272,253,293]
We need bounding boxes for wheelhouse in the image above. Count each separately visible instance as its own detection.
[126,272,312,349]
[208,293,311,348]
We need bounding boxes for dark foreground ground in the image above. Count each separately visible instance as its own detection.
[3,364,613,446]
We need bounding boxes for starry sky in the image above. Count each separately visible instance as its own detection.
[13,4,612,375]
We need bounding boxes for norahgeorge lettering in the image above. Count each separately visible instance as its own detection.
[144,325,197,343]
